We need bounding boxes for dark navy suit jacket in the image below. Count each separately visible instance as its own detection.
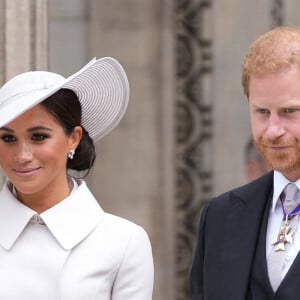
[190,172,300,299]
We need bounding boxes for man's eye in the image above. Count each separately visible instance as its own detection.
[258,109,269,114]
[0,135,16,142]
[286,108,296,113]
[32,134,49,141]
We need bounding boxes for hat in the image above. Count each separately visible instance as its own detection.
[0,57,129,142]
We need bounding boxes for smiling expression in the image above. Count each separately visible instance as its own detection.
[249,65,300,181]
[0,104,81,211]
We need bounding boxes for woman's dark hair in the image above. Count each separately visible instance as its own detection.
[41,88,96,177]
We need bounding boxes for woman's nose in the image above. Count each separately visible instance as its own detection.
[16,144,33,163]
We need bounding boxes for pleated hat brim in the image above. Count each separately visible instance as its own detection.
[0,57,129,142]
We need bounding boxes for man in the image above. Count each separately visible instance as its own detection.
[190,27,300,299]
[245,137,271,182]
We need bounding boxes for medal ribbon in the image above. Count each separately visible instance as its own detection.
[280,194,300,220]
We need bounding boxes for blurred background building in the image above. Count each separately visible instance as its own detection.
[0,0,296,299]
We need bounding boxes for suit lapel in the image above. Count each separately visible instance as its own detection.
[220,173,273,299]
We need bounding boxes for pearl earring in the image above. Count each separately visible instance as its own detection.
[68,149,75,160]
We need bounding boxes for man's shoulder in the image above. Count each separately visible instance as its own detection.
[210,171,273,207]
[231,171,273,196]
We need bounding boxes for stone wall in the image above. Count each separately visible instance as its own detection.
[87,1,176,299]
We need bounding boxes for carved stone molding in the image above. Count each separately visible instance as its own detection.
[271,0,283,27]
[175,1,213,299]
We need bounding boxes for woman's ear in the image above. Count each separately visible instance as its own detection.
[70,126,83,149]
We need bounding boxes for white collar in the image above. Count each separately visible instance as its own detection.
[271,171,300,212]
[0,179,104,251]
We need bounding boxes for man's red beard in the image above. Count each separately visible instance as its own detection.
[254,137,300,174]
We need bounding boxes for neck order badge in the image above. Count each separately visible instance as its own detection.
[272,184,300,252]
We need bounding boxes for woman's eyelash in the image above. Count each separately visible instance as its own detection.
[32,133,50,141]
[0,134,16,142]
[0,133,51,142]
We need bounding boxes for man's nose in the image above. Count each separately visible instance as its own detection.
[265,114,286,139]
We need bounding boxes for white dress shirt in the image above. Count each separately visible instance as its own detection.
[266,171,300,280]
[0,179,154,299]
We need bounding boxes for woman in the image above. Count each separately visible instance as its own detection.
[0,57,154,299]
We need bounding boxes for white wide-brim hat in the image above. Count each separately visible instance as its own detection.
[0,57,129,142]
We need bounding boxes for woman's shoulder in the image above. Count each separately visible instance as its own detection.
[85,212,152,263]
[101,212,149,239]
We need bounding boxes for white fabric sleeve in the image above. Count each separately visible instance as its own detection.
[111,226,154,300]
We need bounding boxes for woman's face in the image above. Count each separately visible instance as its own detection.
[0,104,81,207]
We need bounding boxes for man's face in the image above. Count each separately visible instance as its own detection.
[249,65,300,181]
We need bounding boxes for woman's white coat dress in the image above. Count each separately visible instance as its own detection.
[0,179,154,299]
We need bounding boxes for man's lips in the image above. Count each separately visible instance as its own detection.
[265,145,291,151]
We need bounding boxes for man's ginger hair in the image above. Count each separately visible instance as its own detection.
[242,27,300,98]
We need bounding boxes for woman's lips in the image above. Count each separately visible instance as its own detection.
[13,167,41,177]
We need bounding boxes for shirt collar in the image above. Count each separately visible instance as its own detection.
[0,181,36,250]
[0,179,104,251]
[271,171,300,212]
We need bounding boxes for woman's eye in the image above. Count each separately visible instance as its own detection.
[0,135,16,143]
[32,133,49,141]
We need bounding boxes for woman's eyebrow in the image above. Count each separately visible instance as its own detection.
[0,126,13,132]
[27,126,53,132]
[0,126,53,132]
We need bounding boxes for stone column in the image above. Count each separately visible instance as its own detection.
[213,1,271,195]
[0,0,48,83]
[0,0,5,86]
[285,0,300,25]
[88,1,176,299]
